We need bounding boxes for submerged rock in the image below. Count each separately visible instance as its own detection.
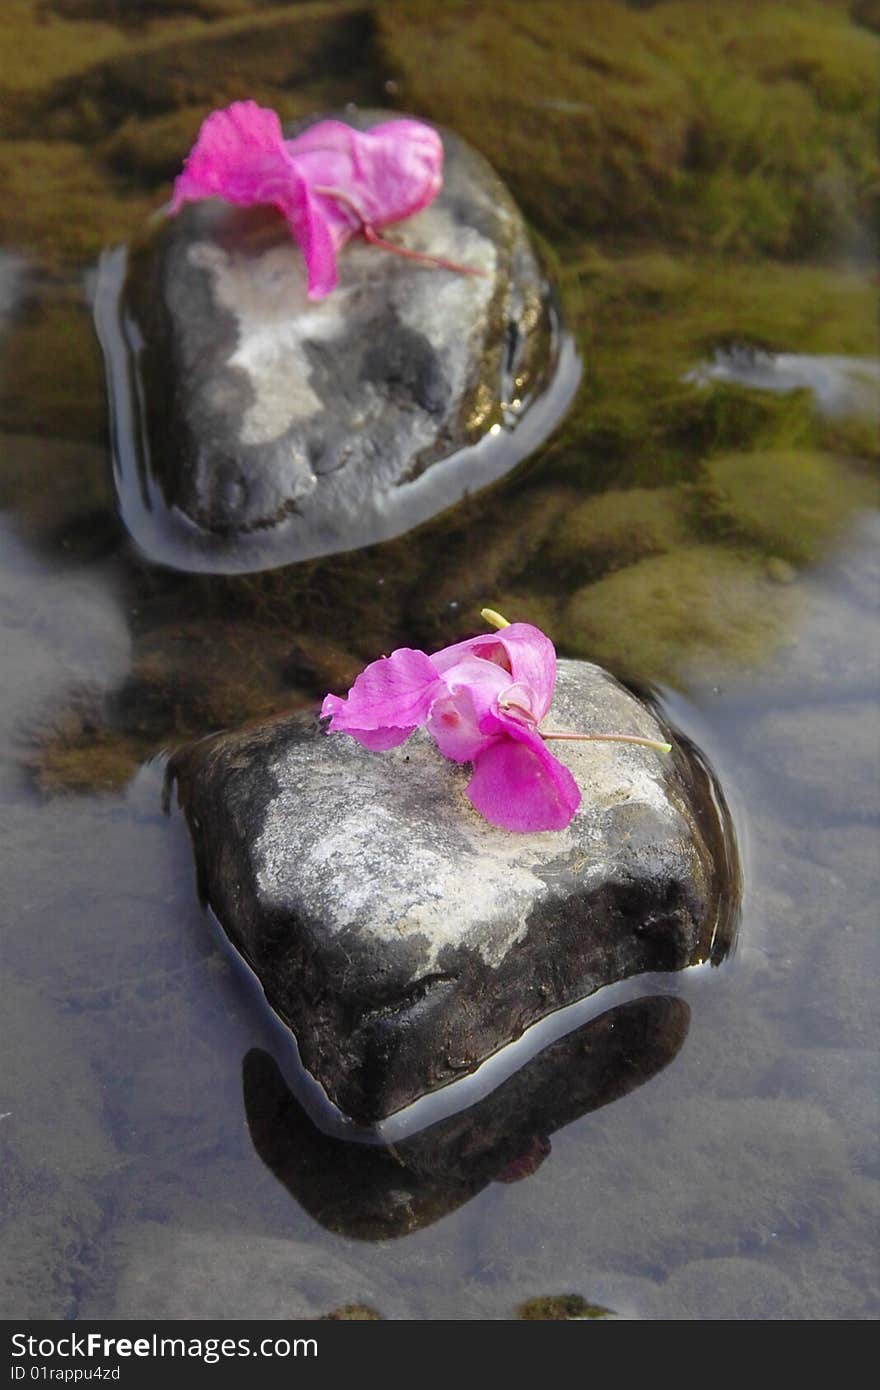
[97,110,577,573]
[168,659,738,1125]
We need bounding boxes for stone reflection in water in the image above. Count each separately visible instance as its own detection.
[242,995,691,1241]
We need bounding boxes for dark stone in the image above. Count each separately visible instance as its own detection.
[97,110,579,574]
[167,659,739,1125]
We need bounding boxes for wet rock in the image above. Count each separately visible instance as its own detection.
[102,111,576,571]
[168,659,737,1124]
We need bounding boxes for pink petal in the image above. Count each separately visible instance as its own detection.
[439,653,509,713]
[432,623,558,721]
[287,118,443,229]
[466,728,581,832]
[170,106,443,300]
[321,648,441,738]
[170,101,293,213]
[288,182,342,298]
[169,102,341,298]
[426,686,494,763]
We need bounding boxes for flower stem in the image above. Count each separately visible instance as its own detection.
[540,731,672,753]
[362,225,485,276]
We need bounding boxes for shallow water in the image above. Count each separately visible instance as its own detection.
[1,0,878,1321]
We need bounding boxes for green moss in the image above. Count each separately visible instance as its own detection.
[98,75,379,186]
[319,1304,383,1320]
[517,1294,614,1320]
[0,433,111,523]
[0,2,125,116]
[30,729,143,795]
[0,291,108,438]
[380,0,879,259]
[403,486,576,647]
[542,485,695,580]
[48,0,259,20]
[700,449,880,564]
[0,433,118,561]
[549,254,877,488]
[0,141,155,267]
[43,2,379,138]
[124,619,311,734]
[563,543,800,688]
[851,0,880,33]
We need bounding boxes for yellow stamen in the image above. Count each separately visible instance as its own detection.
[481,607,511,630]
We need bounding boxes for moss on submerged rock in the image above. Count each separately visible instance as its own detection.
[0,141,154,268]
[0,3,383,267]
[0,289,107,437]
[407,487,576,642]
[542,485,695,580]
[563,543,799,687]
[319,1303,383,1320]
[551,253,877,489]
[42,2,379,139]
[700,449,879,564]
[517,1294,614,1320]
[379,0,880,259]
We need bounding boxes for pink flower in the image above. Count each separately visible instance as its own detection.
[320,623,581,833]
[169,101,444,300]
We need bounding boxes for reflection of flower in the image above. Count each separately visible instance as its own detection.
[321,621,582,832]
[169,101,445,299]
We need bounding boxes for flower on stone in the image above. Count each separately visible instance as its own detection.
[169,100,444,300]
[320,621,582,833]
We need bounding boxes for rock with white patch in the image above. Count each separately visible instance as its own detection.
[110,111,575,572]
[167,660,738,1123]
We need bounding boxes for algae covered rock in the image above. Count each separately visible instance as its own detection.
[564,544,799,689]
[99,110,577,573]
[701,449,879,565]
[379,0,880,258]
[543,485,694,579]
[168,658,737,1125]
[554,253,878,489]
